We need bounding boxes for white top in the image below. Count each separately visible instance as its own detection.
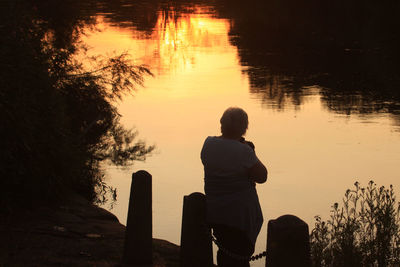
[200,136,263,244]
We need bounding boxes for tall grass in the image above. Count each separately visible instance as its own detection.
[311,181,400,267]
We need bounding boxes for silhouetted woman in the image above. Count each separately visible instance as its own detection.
[201,107,268,267]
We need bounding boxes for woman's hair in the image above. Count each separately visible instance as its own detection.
[220,107,248,137]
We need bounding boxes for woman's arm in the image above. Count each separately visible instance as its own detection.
[248,159,268,184]
[241,138,268,183]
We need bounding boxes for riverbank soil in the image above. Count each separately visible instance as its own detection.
[0,194,179,266]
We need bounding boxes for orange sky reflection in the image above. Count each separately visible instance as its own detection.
[83,9,235,76]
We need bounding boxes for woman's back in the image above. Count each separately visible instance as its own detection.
[201,136,257,194]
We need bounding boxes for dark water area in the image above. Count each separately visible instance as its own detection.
[73,0,400,119]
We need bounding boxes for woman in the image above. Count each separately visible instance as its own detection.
[201,107,268,267]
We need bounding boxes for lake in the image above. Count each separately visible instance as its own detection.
[81,0,400,265]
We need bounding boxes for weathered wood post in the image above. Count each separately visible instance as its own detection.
[180,192,213,267]
[122,170,152,265]
[266,214,311,267]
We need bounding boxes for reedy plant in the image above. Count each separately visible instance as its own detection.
[310,181,400,267]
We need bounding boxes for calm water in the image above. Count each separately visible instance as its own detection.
[81,1,400,264]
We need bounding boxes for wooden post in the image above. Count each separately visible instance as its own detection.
[266,214,311,267]
[180,192,213,267]
[122,170,152,265]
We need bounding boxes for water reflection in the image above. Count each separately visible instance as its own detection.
[147,8,232,73]
[76,2,400,264]
[91,4,232,75]
[87,0,400,124]
[216,0,400,118]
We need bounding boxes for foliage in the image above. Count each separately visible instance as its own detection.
[310,181,400,267]
[0,0,154,211]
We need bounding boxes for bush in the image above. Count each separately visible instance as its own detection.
[310,181,400,267]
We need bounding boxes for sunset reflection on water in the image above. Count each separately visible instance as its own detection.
[82,5,400,266]
[151,13,230,75]
[152,9,232,72]
[86,8,233,76]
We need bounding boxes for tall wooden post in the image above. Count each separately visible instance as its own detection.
[180,192,213,267]
[122,170,152,265]
[266,214,311,267]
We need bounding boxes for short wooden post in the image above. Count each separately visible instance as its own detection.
[266,214,311,267]
[180,192,213,267]
[122,170,152,265]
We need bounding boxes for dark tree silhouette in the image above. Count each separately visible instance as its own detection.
[0,0,154,211]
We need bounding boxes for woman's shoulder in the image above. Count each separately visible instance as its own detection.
[204,136,251,151]
[203,136,219,144]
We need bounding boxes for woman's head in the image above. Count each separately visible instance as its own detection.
[220,107,248,138]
